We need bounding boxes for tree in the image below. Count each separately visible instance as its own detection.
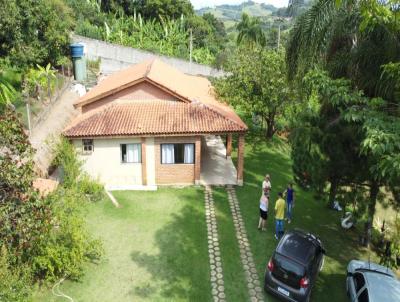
[287,0,400,219]
[215,49,292,139]
[287,0,306,17]
[290,70,373,206]
[131,0,194,20]
[0,0,74,67]
[236,13,266,48]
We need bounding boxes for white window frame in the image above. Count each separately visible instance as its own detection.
[161,143,195,164]
[121,143,142,163]
[82,139,94,154]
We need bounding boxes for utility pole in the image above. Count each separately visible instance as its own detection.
[26,102,31,135]
[189,28,193,70]
[277,23,281,49]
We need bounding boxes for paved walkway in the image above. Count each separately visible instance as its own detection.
[29,87,80,175]
[204,186,226,302]
[226,185,264,302]
[200,135,237,186]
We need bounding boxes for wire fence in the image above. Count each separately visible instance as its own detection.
[16,65,73,132]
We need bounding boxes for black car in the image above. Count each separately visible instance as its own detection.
[264,229,325,302]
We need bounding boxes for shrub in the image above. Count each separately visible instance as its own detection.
[52,137,81,188]
[32,188,103,281]
[52,137,105,202]
[77,174,105,202]
[0,246,32,302]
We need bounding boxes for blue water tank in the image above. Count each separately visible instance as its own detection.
[70,43,84,58]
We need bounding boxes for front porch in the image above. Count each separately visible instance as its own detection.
[199,134,244,186]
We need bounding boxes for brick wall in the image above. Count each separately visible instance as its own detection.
[154,136,201,184]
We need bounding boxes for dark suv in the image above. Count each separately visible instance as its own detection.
[264,229,325,302]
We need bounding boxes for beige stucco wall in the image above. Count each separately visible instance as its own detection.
[72,135,199,186]
[73,138,144,186]
[81,81,177,114]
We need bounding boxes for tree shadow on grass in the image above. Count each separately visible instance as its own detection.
[232,137,370,301]
[129,190,211,301]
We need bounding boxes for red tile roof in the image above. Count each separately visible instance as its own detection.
[64,100,247,137]
[65,59,247,137]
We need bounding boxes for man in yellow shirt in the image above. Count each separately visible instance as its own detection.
[274,192,286,240]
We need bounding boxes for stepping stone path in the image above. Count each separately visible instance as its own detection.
[226,185,264,302]
[204,186,226,302]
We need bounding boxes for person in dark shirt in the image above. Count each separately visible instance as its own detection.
[285,183,295,224]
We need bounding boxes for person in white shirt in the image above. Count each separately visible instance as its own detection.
[258,194,269,231]
[262,174,271,197]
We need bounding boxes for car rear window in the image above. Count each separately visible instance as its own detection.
[272,253,305,289]
[277,233,317,264]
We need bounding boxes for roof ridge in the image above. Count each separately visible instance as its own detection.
[144,58,156,78]
[192,102,247,131]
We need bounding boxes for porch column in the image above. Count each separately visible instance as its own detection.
[194,136,201,185]
[141,137,147,186]
[237,133,245,186]
[226,133,232,158]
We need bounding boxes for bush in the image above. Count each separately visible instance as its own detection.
[52,137,105,202]
[77,174,105,202]
[32,188,103,281]
[0,246,32,302]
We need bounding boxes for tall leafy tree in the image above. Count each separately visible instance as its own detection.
[0,0,74,67]
[215,49,291,139]
[130,0,194,20]
[236,13,266,48]
[287,0,400,218]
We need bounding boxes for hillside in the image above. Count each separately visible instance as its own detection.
[196,0,311,31]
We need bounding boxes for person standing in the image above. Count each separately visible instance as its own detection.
[258,194,268,231]
[262,174,271,197]
[274,192,286,240]
[285,183,295,224]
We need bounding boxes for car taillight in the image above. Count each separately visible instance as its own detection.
[267,260,274,272]
[300,277,309,288]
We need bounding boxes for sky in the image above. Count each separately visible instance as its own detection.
[191,0,289,9]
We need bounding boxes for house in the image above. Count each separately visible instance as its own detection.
[63,59,247,189]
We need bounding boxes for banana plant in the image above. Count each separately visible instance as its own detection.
[0,77,16,107]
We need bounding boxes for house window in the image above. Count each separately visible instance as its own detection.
[121,144,141,163]
[82,139,94,153]
[161,143,194,164]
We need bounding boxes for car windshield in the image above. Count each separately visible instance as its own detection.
[272,253,305,289]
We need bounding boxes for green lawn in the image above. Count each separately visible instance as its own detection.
[232,136,375,302]
[34,136,383,302]
[213,188,249,301]
[33,188,211,302]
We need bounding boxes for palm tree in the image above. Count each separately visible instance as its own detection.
[236,13,266,48]
[286,0,400,220]
[286,0,400,101]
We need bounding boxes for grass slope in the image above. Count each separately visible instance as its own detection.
[33,188,211,302]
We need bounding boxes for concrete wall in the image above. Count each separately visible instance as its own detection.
[72,35,225,78]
